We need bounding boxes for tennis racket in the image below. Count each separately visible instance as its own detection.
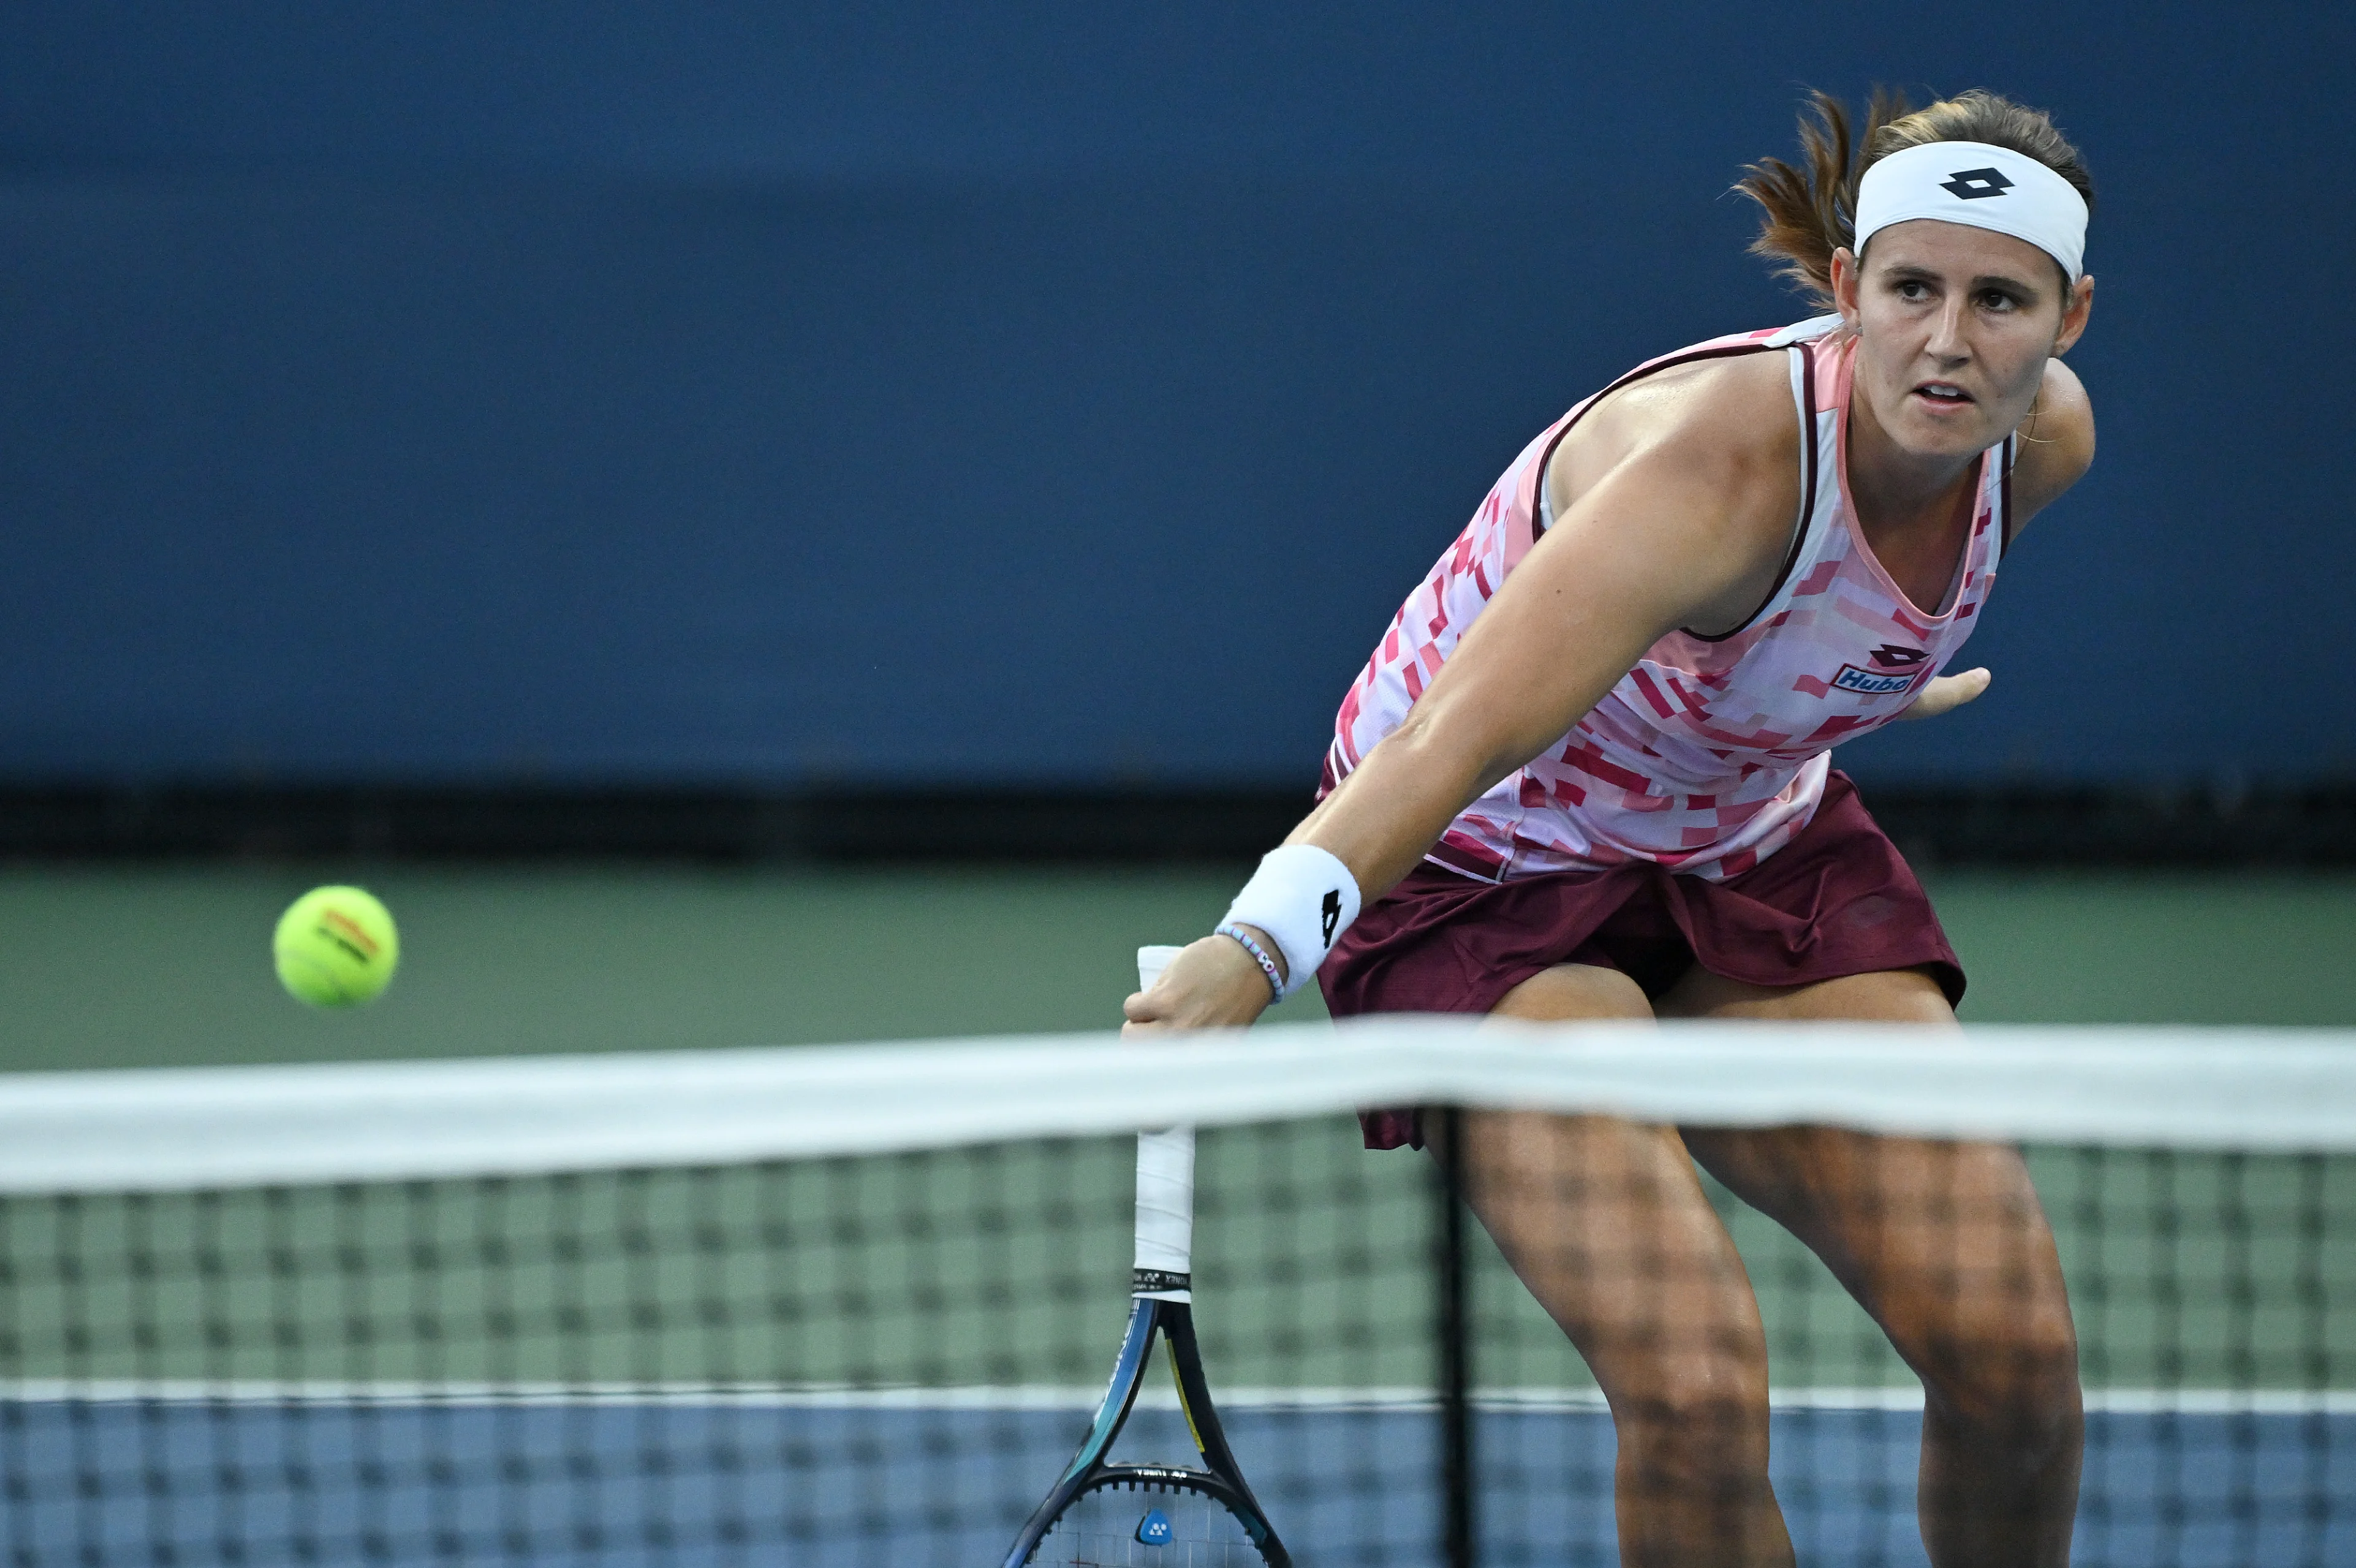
[1001,944,1290,1567]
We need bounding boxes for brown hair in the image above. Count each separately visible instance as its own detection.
[1736,88,2095,307]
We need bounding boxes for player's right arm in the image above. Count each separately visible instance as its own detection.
[1128,356,1806,1031]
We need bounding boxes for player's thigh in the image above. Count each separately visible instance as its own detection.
[1444,963,1766,1405]
[1653,961,1955,1026]
[1680,1124,2076,1409]
[1493,958,1654,1023]
[1659,964,2073,1402]
[1445,1107,1772,1410]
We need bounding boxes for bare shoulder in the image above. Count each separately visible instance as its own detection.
[2008,358,2096,534]
[1539,345,1808,635]
[1549,348,1803,538]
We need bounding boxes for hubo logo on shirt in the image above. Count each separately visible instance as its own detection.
[1831,644,1929,697]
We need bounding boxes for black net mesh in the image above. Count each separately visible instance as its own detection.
[1,1113,2349,1565]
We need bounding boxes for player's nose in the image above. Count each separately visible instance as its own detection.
[1925,299,1971,361]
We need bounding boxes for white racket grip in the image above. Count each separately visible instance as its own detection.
[1133,945,1196,1297]
[1133,1126,1196,1283]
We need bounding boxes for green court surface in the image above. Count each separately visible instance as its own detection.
[1,864,2351,1398]
[2,863,2354,1073]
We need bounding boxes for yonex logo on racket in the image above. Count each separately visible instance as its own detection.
[1940,167,2014,200]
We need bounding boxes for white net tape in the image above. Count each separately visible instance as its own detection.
[1,1018,2352,1191]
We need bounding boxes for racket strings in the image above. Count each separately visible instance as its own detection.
[1031,1482,1271,1567]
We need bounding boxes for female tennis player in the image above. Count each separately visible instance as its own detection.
[1130,90,2095,1566]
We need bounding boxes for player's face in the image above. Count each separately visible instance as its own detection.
[1834,221,2093,463]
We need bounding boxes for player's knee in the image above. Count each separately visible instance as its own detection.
[1606,1335,1774,1475]
[1920,1305,2082,1458]
[1615,1393,1773,1511]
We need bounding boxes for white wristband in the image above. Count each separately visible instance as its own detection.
[1222,844,1362,998]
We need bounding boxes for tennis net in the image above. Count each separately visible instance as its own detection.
[1,1018,2350,1566]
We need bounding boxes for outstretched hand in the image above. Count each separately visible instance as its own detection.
[1122,934,1277,1034]
[1899,667,1991,721]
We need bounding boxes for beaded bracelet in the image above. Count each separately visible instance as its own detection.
[1214,923,1285,1003]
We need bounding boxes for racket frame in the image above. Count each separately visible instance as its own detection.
[1000,946,1290,1568]
[1000,1281,1287,1566]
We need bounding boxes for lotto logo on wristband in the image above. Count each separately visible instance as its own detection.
[1225,843,1363,997]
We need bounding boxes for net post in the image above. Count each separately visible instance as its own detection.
[1433,1103,1476,1568]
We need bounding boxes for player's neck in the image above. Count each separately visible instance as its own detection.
[1844,391,1979,539]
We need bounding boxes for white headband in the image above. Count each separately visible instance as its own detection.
[1854,140,2088,282]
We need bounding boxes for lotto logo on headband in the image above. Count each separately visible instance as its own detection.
[1941,167,2015,201]
[1855,140,2087,280]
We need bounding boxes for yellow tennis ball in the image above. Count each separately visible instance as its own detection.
[273,885,400,1007]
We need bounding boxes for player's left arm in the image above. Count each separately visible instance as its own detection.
[1900,358,2095,722]
[2006,357,2096,534]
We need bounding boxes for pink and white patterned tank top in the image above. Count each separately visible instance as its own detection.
[1328,314,2012,883]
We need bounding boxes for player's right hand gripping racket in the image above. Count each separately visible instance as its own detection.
[1002,945,1290,1567]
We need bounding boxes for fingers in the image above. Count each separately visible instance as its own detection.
[1120,986,1188,1034]
[1900,667,1992,721]
[1122,984,1179,1037]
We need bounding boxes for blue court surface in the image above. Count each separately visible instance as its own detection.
[4,1394,2348,1566]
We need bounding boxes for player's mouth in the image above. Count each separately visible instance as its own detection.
[1911,381,1975,410]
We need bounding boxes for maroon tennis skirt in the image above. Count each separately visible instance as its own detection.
[1318,771,1962,1150]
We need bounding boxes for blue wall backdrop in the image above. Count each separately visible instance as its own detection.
[2,4,2349,791]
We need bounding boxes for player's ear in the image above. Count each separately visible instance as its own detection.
[1830,246,1863,329]
[2053,274,2095,356]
